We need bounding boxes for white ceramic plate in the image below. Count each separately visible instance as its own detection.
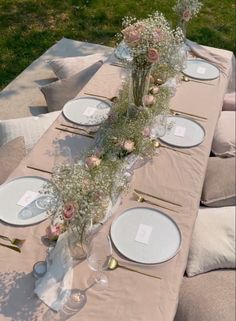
[110,207,181,264]
[63,97,111,126]
[0,176,50,226]
[183,59,220,80]
[159,116,205,148]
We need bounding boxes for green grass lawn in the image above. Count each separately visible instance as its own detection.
[0,0,235,90]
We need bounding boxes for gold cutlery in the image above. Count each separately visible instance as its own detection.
[55,126,95,139]
[181,75,214,86]
[27,165,53,175]
[170,109,207,121]
[0,235,25,253]
[59,123,99,134]
[133,190,179,213]
[134,189,182,207]
[134,188,183,207]
[0,235,25,247]
[108,256,162,280]
[83,92,117,102]
[0,242,22,253]
[154,141,191,156]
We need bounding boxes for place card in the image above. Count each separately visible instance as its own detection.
[17,190,39,207]
[83,107,97,117]
[196,66,206,74]
[174,125,186,137]
[135,224,153,245]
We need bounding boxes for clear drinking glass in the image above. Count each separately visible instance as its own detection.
[150,111,168,139]
[86,232,112,291]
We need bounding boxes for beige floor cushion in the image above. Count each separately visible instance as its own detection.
[201,157,236,207]
[174,270,235,321]
[0,137,26,184]
[0,111,60,152]
[212,111,235,157]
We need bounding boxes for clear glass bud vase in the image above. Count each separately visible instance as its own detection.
[128,64,152,117]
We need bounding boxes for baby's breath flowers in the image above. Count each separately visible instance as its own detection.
[117,11,184,109]
[44,12,183,244]
[173,0,203,37]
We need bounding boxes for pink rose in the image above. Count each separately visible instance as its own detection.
[143,95,156,106]
[46,224,61,241]
[122,23,143,45]
[142,127,151,138]
[147,48,160,63]
[85,155,101,169]
[182,9,192,22]
[63,202,76,221]
[120,140,135,153]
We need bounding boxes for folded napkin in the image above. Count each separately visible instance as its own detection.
[34,232,73,312]
[186,39,229,74]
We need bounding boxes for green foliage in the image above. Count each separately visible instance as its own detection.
[0,0,235,90]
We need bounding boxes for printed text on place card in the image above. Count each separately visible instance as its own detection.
[174,126,186,137]
[135,224,153,245]
[83,107,97,117]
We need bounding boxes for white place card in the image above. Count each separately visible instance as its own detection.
[135,224,153,245]
[196,66,206,74]
[174,125,186,137]
[83,107,97,117]
[17,190,39,207]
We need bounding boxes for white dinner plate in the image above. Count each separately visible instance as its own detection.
[63,97,111,126]
[0,176,50,226]
[159,116,205,148]
[183,59,220,80]
[110,207,181,264]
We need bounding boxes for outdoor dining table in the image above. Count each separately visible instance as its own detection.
[0,45,234,321]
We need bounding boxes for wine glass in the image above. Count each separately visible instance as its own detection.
[86,232,112,291]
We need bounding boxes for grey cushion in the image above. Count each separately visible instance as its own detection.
[0,111,60,152]
[41,61,103,112]
[0,137,26,184]
[48,53,106,79]
[201,157,236,207]
[174,270,235,321]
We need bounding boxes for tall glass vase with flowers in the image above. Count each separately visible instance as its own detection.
[117,12,184,118]
[173,0,203,42]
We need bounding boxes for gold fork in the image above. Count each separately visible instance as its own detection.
[133,190,179,213]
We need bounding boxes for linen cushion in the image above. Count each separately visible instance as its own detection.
[48,53,106,79]
[174,270,235,321]
[186,206,235,277]
[0,137,26,184]
[201,157,236,207]
[222,92,235,111]
[41,61,103,112]
[211,111,235,157]
[0,111,60,152]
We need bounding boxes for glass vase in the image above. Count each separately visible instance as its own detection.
[179,20,187,41]
[128,64,152,116]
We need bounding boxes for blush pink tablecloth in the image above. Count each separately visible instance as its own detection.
[0,46,234,321]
